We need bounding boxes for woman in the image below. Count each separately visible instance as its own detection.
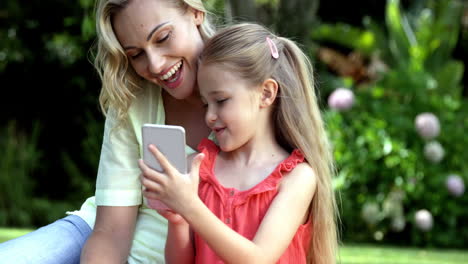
[0,0,215,263]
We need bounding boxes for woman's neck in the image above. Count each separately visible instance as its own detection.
[163,89,205,109]
[162,90,211,149]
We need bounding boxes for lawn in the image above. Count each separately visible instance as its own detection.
[1,228,467,263]
[339,243,468,264]
[0,227,33,243]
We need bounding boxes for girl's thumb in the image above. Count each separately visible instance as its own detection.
[190,153,205,174]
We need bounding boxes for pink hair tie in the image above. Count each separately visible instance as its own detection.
[266,37,279,59]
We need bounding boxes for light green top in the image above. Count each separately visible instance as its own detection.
[68,84,200,263]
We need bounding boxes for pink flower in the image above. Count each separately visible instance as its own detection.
[414,209,433,232]
[328,88,355,111]
[446,174,465,197]
[415,113,440,140]
[424,141,445,163]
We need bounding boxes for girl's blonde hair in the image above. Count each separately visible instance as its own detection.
[199,23,339,264]
[93,0,215,123]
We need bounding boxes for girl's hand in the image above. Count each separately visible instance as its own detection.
[156,209,187,225]
[139,144,205,215]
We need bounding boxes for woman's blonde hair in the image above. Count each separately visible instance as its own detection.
[199,23,339,264]
[93,0,215,123]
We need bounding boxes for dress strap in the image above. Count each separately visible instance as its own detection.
[197,138,219,181]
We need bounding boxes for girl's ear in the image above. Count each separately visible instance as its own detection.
[260,78,278,108]
[189,7,204,26]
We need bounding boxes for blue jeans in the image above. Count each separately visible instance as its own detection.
[0,215,91,264]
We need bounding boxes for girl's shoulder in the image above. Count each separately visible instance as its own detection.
[279,161,317,192]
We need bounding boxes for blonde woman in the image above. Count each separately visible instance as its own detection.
[0,0,215,263]
[141,23,339,264]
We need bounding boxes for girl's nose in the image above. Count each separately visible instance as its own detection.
[205,107,217,125]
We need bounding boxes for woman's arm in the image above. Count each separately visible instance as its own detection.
[80,205,138,264]
[141,146,316,264]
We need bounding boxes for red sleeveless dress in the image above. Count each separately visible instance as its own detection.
[194,139,312,263]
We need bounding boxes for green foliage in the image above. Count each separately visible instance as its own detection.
[61,111,104,203]
[0,0,100,227]
[0,122,41,227]
[314,0,467,247]
[0,122,82,227]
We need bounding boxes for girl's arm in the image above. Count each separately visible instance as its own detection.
[140,145,316,264]
[156,152,199,264]
[185,163,315,264]
[159,210,194,264]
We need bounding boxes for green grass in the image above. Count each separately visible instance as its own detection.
[1,228,467,263]
[0,227,34,243]
[339,243,468,264]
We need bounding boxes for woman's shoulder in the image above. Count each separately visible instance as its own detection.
[127,84,164,124]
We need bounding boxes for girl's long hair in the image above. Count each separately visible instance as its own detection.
[93,0,215,124]
[199,23,339,264]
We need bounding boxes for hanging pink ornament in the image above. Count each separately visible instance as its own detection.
[446,174,465,197]
[424,141,445,163]
[414,209,433,232]
[328,88,355,111]
[415,112,440,140]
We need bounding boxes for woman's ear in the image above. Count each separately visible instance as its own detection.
[189,7,204,26]
[259,78,278,108]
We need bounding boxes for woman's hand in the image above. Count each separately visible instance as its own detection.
[139,144,205,215]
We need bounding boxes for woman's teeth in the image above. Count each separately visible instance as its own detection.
[160,61,182,81]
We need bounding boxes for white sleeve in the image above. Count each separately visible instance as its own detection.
[95,107,142,206]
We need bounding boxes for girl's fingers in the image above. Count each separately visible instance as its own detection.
[141,175,162,192]
[138,159,164,183]
[143,190,159,200]
[190,153,205,177]
[149,145,178,176]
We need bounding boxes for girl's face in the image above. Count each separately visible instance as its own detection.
[198,63,262,152]
[113,0,204,99]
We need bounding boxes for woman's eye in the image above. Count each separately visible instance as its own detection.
[217,98,228,104]
[157,32,171,44]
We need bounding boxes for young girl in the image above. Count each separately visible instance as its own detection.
[140,23,338,264]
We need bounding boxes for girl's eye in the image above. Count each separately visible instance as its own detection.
[202,103,208,108]
[157,32,171,44]
[130,52,142,59]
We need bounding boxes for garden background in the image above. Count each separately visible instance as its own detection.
[1,0,467,255]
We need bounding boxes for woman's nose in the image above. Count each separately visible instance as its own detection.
[147,50,165,75]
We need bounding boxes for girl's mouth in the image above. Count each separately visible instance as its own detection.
[213,127,225,136]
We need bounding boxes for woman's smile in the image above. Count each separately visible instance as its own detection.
[159,60,184,89]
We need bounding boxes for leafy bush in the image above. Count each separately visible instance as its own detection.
[0,122,41,227]
[0,122,86,228]
[313,0,468,248]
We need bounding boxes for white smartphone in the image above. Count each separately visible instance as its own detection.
[142,124,187,210]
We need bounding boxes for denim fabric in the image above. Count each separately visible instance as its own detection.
[0,215,91,264]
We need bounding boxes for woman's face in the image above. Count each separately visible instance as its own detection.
[113,0,204,99]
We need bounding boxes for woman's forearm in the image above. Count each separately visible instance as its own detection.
[81,229,132,264]
[81,205,138,264]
